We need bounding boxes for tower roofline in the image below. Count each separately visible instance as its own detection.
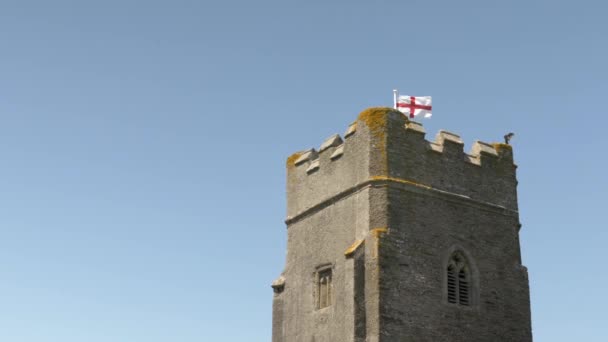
[286,107,519,218]
[287,107,515,171]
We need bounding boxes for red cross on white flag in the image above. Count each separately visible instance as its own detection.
[394,92,432,119]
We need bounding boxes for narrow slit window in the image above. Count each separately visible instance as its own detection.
[446,252,472,307]
[317,269,332,309]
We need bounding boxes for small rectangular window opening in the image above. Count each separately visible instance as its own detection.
[317,269,332,309]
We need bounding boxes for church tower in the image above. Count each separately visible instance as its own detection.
[272,108,532,342]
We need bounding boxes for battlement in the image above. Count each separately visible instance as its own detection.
[286,108,518,223]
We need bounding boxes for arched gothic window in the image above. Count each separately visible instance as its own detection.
[446,252,471,306]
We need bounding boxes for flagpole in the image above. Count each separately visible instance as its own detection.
[393,89,398,109]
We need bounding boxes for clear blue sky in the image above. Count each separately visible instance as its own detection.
[0,1,605,341]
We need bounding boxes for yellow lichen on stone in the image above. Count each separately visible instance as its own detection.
[286,152,303,168]
[344,239,364,257]
[357,107,402,175]
[370,176,432,190]
[370,227,388,259]
[357,107,396,138]
[492,143,512,153]
[370,227,388,238]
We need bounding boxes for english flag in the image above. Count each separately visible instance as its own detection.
[396,95,432,119]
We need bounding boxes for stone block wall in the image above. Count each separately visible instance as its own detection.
[273,107,532,342]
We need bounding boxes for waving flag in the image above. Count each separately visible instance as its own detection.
[393,92,432,119]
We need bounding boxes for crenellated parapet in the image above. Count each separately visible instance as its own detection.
[286,107,518,223]
[286,116,373,220]
[387,113,518,211]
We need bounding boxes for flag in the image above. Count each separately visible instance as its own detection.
[397,95,432,119]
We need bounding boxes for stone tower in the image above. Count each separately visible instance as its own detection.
[272,108,532,342]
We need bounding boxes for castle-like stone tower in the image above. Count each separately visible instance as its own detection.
[272,108,532,342]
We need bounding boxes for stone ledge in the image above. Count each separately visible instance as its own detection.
[344,239,364,257]
[294,149,318,166]
[330,145,344,160]
[319,134,343,153]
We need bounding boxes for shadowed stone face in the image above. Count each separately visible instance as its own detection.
[273,108,532,342]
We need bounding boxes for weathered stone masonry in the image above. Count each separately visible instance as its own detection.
[273,108,532,342]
